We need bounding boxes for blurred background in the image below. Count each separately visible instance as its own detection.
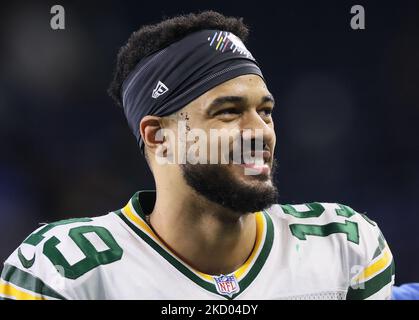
[0,0,418,284]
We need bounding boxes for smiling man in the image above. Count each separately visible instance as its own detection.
[0,11,395,300]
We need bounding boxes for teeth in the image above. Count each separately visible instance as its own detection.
[229,149,269,165]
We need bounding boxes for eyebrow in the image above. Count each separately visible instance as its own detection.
[261,94,275,106]
[208,94,275,111]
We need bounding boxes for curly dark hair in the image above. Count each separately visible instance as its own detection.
[107,10,249,107]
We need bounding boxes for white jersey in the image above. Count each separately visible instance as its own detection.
[0,191,395,300]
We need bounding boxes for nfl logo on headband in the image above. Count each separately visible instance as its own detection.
[214,274,240,297]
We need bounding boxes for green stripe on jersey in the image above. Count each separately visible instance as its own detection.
[230,210,274,298]
[1,264,66,300]
[346,259,395,300]
[115,211,219,296]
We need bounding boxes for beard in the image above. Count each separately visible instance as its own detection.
[180,159,279,213]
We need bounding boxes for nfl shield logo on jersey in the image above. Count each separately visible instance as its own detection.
[214,274,240,297]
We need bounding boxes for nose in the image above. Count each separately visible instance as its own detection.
[240,109,275,150]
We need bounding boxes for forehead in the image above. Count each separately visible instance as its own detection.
[192,74,270,109]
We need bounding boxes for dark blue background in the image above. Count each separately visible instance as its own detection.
[0,1,418,284]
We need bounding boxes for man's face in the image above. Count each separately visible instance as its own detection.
[162,74,278,212]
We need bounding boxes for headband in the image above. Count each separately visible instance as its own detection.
[121,29,264,152]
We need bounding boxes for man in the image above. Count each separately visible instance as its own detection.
[0,11,394,300]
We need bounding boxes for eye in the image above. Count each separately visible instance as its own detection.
[214,108,240,116]
[259,107,273,117]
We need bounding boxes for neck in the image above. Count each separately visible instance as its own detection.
[148,178,257,275]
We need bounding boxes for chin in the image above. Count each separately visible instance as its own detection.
[180,160,279,213]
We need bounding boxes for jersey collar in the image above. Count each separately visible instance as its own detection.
[115,190,274,299]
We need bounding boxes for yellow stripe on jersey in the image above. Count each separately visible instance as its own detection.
[193,211,265,282]
[353,246,392,283]
[233,212,264,279]
[123,202,160,243]
[122,199,265,283]
[122,202,213,282]
[0,282,46,300]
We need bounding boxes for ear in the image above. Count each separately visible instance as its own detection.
[139,115,164,153]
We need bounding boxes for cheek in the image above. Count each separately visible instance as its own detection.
[271,125,276,140]
[271,130,277,153]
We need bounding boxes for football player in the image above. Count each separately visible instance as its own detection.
[0,11,394,300]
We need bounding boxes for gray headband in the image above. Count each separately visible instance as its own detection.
[121,29,264,152]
